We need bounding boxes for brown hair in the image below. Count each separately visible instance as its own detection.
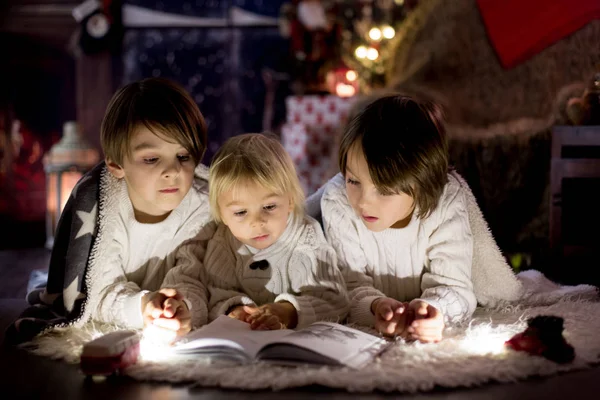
[101,77,207,165]
[209,133,305,222]
[338,95,448,218]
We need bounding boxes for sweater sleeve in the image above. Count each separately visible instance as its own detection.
[275,243,349,328]
[419,187,477,323]
[321,176,386,327]
[92,239,148,329]
[203,228,255,321]
[160,220,218,329]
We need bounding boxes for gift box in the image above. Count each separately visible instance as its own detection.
[281,95,356,194]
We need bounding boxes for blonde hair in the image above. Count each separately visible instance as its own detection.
[209,133,305,222]
[101,78,207,166]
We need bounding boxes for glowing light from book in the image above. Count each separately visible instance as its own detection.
[44,121,99,249]
[355,45,368,59]
[394,0,404,4]
[369,27,382,41]
[138,324,178,361]
[346,70,358,82]
[366,47,379,61]
[459,325,514,355]
[382,26,395,39]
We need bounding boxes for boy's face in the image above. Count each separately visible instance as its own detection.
[344,145,415,232]
[219,181,293,250]
[107,126,196,223]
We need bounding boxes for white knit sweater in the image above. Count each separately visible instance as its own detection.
[321,172,477,327]
[90,167,214,329]
[203,214,349,328]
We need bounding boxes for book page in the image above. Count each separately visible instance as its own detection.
[256,322,388,369]
[172,316,292,359]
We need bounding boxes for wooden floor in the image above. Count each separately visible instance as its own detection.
[1,248,600,399]
[0,247,50,299]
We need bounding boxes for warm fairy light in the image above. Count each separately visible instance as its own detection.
[369,27,382,41]
[335,83,356,98]
[355,45,368,59]
[394,0,404,4]
[382,26,395,39]
[346,70,358,81]
[366,47,379,60]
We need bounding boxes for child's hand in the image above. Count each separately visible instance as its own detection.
[142,288,181,325]
[371,297,411,338]
[247,302,298,330]
[227,304,258,323]
[406,300,444,343]
[153,297,192,336]
[141,288,191,336]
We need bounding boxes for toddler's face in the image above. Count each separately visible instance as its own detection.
[219,181,292,250]
[344,145,415,232]
[108,126,196,223]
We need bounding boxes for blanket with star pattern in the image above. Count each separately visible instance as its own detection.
[5,162,213,345]
[5,162,104,344]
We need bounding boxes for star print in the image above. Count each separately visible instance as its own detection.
[63,275,85,312]
[75,203,97,239]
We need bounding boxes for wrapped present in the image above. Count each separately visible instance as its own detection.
[282,95,356,194]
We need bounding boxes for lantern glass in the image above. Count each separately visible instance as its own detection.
[45,169,84,246]
[44,122,99,249]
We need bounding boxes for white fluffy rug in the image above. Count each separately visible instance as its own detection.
[27,272,600,393]
[123,300,600,392]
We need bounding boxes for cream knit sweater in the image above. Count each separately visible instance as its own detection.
[321,172,478,326]
[91,167,213,329]
[203,214,349,328]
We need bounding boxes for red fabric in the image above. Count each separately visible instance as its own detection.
[476,0,600,69]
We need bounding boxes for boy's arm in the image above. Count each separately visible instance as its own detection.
[419,189,477,323]
[322,180,386,327]
[160,221,217,329]
[92,239,149,329]
[274,244,349,329]
[203,230,255,322]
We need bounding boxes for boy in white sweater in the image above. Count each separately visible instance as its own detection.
[205,133,349,330]
[321,95,477,343]
[90,78,213,335]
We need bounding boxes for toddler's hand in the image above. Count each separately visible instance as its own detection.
[406,300,444,343]
[247,302,297,330]
[372,297,411,338]
[227,304,258,323]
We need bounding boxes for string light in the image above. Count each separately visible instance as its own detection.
[368,27,382,41]
[346,70,358,81]
[355,45,368,59]
[366,47,379,61]
[336,83,356,98]
[382,26,395,39]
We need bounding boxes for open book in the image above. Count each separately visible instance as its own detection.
[170,315,389,369]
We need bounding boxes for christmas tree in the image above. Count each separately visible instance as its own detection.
[282,0,413,96]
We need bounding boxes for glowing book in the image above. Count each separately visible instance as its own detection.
[170,315,388,369]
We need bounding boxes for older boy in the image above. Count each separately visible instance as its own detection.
[88,78,214,335]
